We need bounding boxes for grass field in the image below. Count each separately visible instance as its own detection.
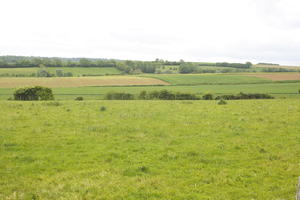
[0,67,121,76]
[0,100,299,199]
[0,76,169,88]
[143,74,272,85]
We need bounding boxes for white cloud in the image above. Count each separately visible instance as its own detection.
[0,0,300,65]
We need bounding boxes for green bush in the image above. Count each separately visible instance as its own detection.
[174,92,198,100]
[100,106,106,111]
[105,92,134,100]
[75,96,84,101]
[139,91,147,100]
[215,92,274,100]
[218,99,227,105]
[202,93,213,100]
[14,86,54,101]
[138,90,199,100]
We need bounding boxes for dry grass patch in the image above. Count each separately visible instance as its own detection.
[0,76,169,88]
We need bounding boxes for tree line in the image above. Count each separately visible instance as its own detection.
[0,56,116,68]
[4,56,296,75]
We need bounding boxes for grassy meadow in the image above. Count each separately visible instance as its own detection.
[0,100,300,199]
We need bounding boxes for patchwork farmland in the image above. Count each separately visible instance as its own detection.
[1,57,300,199]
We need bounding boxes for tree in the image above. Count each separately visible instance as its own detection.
[179,64,195,74]
[0,59,8,67]
[246,62,252,68]
[116,62,131,74]
[53,58,63,67]
[79,58,92,67]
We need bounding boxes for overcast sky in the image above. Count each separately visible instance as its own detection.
[1,0,300,65]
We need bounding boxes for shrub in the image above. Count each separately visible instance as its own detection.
[14,86,54,101]
[138,90,199,100]
[218,99,227,105]
[215,94,237,100]
[147,91,160,99]
[139,91,147,100]
[75,96,84,101]
[105,92,134,100]
[37,69,53,77]
[215,93,274,100]
[100,106,106,111]
[158,90,175,100]
[175,92,199,100]
[236,92,273,99]
[202,93,213,100]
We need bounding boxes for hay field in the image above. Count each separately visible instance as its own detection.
[143,74,271,85]
[245,73,300,81]
[0,76,169,88]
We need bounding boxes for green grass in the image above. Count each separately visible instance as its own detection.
[0,67,121,76]
[1,82,300,100]
[0,100,300,199]
[143,74,272,85]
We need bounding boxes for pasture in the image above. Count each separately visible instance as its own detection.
[0,100,300,199]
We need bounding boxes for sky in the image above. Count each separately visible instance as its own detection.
[1,0,300,65]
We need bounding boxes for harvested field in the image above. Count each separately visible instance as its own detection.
[245,73,300,81]
[0,76,169,88]
[255,64,300,70]
[144,74,271,85]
